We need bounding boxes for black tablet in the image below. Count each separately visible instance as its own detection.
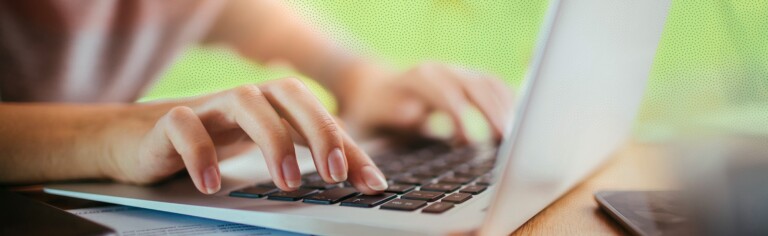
[0,189,115,236]
[595,191,692,236]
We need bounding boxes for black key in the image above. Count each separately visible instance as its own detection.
[475,162,495,169]
[301,180,340,190]
[439,176,474,184]
[401,191,445,202]
[420,183,461,193]
[460,185,487,195]
[302,172,323,182]
[441,193,473,204]
[393,176,432,186]
[380,199,428,211]
[257,182,278,188]
[469,165,493,172]
[340,193,396,208]
[303,188,359,204]
[229,186,278,198]
[428,160,451,170]
[381,162,407,173]
[422,202,455,214]
[385,184,416,194]
[453,169,485,178]
[380,168,401,177]
[267,189,318,201]
[475,176,493,186]
[411,172,441,179]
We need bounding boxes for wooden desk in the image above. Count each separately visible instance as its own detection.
[512,141,676,235]
[13,141,672,235]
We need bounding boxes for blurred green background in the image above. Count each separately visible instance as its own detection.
[142,0,768,142]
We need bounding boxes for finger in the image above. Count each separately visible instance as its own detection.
[402,64,471,144]
[340,131,388,195]
[443,69,509,140]
[480,76,516,134]
[484,76,516,114]
[260,78,347,183]
[158,106,220,194]
[282,119,308,146]
[228,85,300,191]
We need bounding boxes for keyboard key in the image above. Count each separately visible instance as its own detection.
[257,182,278,188]
[459,185,487,195]
[393,176,432,186]
[385,184,416,194]
[428,160,452,171]
[422,202,455,214]
[476,176,494,186]
[453,169,485,178]
[229,186,278,198]
[340,193,396,208]
[440,176,474,184]
[454,165,492,177]
[302,173,323,182]
[301,180,340,190]
[380,199,428,211]
[303,188,359,204]
[267,189,318,201]
[420,183,461,193]
[411,172,441,179]
[442,193,473,204]
[401,191,445,202]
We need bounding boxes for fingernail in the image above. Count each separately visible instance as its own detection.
[203,166,220,194]
[328,148,347,182]
[361,165,388,191]
[282,155,302,189]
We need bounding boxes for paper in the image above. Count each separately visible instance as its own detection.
[68,206,308,236]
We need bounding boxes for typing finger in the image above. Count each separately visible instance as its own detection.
[340,131,388,195]
[443,68,510,140]
[259,78,347,183]
[226,85,300,191]
[148,106,220,194]
[401,63,472,144]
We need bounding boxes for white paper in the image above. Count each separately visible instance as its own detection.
[68,206,308,236]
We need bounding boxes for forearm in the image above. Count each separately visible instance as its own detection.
[207,0,381,104]
[0,103,140,184]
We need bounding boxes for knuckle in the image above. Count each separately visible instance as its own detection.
[315,116,340,136]
[165,106,196,124]
[232,84,267,104]
[273,77,308,93]
[408,64,442,81]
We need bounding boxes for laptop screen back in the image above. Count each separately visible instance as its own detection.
[479,0,671,234]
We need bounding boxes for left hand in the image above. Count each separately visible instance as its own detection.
[336,62,516,144]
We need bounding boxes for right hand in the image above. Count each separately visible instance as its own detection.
[101,78,388,195]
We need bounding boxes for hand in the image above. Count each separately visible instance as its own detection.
[101,78,388,195]
[337,62,515,144]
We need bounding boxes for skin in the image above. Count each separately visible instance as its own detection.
[0,0,515,195]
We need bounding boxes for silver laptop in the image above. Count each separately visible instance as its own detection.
[45,0,670,235]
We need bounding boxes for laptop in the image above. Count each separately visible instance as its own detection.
[45,0,670,235]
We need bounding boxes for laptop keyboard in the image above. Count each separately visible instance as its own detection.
[229,144,497,214]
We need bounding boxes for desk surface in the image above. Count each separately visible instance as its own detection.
[512,141,675,235]
[15,141,672,235]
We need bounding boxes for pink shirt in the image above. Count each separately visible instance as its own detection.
[0,0,225,102]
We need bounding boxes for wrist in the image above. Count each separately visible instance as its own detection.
[93,105,157,182]
[327,60,395,112]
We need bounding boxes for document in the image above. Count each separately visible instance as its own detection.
[68,206,308,236]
